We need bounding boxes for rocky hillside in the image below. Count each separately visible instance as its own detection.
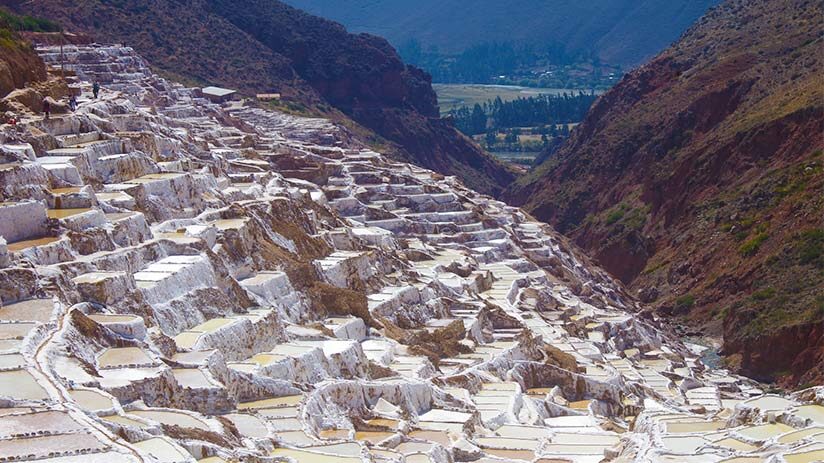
[0,10,51,96]
[506,0,824,386]
[12,0,513,196]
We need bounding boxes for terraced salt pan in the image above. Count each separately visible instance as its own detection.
[97,347,153,368]
[130,409,211,431]
[133,437,191,462]
[0,299,55,323]
[225,413,269,438]
[0,369,49,400]
[0,411,84,437]
[794,405,824,425]
[784,448,824,463]
[354,430,395,444]
[0,353,26,369]
[742,395,795,411]
[736,423,795,441]
[101,414,149,429]
[270,448,360,462]
[6,236,62,252]
[68,389,114,411]
[238,395,303,410]
[172,368,216,389]
[778,426,824,444]
[0,432,107,461]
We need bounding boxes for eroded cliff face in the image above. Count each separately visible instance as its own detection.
[14,0,515,197]
[0,25,47,97]
[505,0,824,386]
[0,38,820,463]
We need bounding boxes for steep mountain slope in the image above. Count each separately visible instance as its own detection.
[283,0,719,67]
[506,0,824,386]
[12,0,513,196]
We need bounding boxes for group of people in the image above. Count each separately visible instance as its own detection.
[41,81,100,120]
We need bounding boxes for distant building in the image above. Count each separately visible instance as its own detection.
[256,93,281,101]
[201,86,237,103]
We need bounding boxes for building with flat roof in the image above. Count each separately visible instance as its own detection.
[201,86,237,103]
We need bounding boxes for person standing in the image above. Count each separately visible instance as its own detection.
[69,94,78,112]
[42,97,51,120]
[92,81,100,99]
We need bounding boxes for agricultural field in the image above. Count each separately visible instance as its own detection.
[434,84,597,114]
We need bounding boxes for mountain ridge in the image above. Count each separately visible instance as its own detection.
[282,0,720,67]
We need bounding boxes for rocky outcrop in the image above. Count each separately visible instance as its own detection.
[505,0,824,385]
[14,0,515,196]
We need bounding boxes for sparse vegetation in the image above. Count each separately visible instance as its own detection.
[0,9,61,33]
[675,294,696,310]
[739,232,769,257]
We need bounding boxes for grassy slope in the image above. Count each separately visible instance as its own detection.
[506,0,824,385]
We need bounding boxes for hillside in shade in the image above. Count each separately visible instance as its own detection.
[283,0,719,67]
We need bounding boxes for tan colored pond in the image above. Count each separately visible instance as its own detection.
[274,430,316,446]
[225,413,269,438]
[87,314,140,324]
[794,405,824,425]
[713,437,758,452]
[319,429,350,440]
[6,236,61,252]
[737,423,795,441]
[476,436,538,450]
[258,406,300,419]
[0,323,36,340]
[172,368,214,389]
[47,208,92,219]
[267,417,303,432]
[784,449,824,463]
[0,354,25,369]
[133,437,190,462]
[743,395,795,411]
[0,432,105,461]
[0,299,54,323]
[131,409,210,431]
[173,331,202,350]
[97,347,152,368]
[551,433,620,445]
[239,395,303,410]
[0,369,49,400]
[50,187,83,195]
[68,389,113,411]
[661,436,709,453]
[409,430,452,446]
[101,414,149,429]
[270,448,360,462]
[355,430,394,444]
[778,427,824,444]
[483,448,534,461]
[666,420,726,433]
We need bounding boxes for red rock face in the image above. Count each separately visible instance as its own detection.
[505,0,824,385]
